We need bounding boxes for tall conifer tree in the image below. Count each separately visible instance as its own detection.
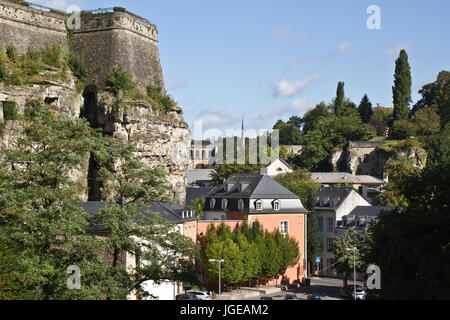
[392,49,412,121]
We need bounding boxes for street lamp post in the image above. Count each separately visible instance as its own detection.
[209,259,224,300]
[346,247,357,301]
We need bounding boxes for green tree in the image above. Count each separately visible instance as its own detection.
[0,106,110,299]
[392,49,412,121]
[93,137,199,298]
[380,158,420,207]
[413,70,450,126]
[371,105,394,127]
[358,94,374,123]
[332,228,365,287]
[334,81,345,115]
[274,230,300,283]
[301,102,332,134]
[366,155,450,299]
[273,120,303,145]
[205,238,244,287]
[260,231,283,280]
[234,230,261,285]
[191,196,206,219]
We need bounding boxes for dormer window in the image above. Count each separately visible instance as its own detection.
[238,199,245,211]
[221,199,228,210]
[330,198,335,207]
[319,198,324,207]
[255,200,263,211]
[273,200,281,211]
[210,198,216,209]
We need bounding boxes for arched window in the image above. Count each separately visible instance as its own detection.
[273,200,281,211]
[221,199,228,210]
[210,198,216,209]
[238,199,245,211]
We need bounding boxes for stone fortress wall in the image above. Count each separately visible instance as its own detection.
[0,0,67,54]
[72,11,164,88]
[0,1,189,204]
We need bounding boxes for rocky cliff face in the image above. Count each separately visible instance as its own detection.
[1,73,190,204]
[93,92,190,203]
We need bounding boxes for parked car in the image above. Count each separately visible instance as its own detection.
[260,296,273,300]
[352,287,367,300]
[187,290,212,300]
[176,294,199,300]
[284,294,300,300]
[307,294,322,300]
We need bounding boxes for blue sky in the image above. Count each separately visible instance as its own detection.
[36,0,450,139]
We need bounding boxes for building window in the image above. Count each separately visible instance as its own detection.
[329,198,335,207]
[202,150,205,159]
[256,200,263,211]
[318,217,323,232]
[273,200,281,211]
[221,199,228,210]
[356,220,360,228]
[238,199,244,211]
[210,198,216,209]
[327,238,334,252]
[195,150,200,159]
[191,150,194,160]
[327,218,334,232]
[319,198,324,207]
[280,221,288,235]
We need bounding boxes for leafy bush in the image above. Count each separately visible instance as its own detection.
[41,45,66,68]
[391,120,417,139]
[147,82,176,112]
[3,101,19,121]
[68,52,89,92]
[6,46,17,62]
[105,65,135,96]
[25,99,45,119]
[113,7,126,12]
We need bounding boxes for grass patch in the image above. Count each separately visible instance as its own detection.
[0,45,88,92]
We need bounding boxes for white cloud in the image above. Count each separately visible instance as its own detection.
[166,77,188,91]
[337,42,353,54]
[274,74,322,97]
[386,44,408,56]
[271,27,305,43]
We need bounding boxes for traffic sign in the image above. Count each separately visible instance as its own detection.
[316,257,321,263]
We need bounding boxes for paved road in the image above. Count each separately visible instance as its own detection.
[244,277,364,301]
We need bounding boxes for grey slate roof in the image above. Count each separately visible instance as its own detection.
[207,174,300,200]
[205,174,307,214]
[315,187,354,210]
[78,201,196,228]
[344,206,395,218]
[310,173,384,185]
[186,187,212,207]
